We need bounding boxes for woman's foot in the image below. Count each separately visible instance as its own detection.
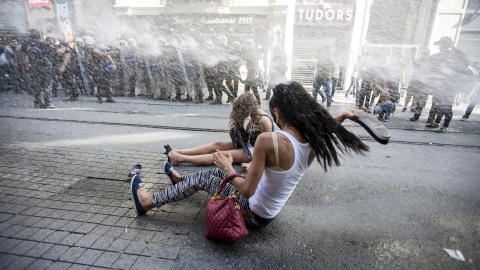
[164,145,172,162]
[167,150,182,165]
[128,164,142,180]
[130,175,154,214]
[164,161,182,184]
[137,186,154,212]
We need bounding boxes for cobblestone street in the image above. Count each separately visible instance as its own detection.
[0,142,208,269]
[0,92,479,269]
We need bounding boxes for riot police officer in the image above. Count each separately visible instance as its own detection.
[21,29,66,108]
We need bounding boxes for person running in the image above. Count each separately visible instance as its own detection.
[130,81,369,228]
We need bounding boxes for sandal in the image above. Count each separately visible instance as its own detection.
[164,145,172,163]
[128,164,142,180]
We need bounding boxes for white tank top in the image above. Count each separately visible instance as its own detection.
[249,130,313,219]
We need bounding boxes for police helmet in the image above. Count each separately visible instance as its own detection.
[75,38,84,47]
[204,41,215,51]
[29,29,41,39]
[44,33,56,42]
[232,41,242,51]
[214,35,228,46]
[127,38,137,47]
[244,38,255,50]
[83,36,95,45]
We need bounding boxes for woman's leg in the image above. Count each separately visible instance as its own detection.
[173,141,234,156]
[152,168,227,207]
[138,167,262,226]
[137,167,226,211]
[169,148,251,166]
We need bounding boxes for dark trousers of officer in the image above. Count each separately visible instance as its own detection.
[124,65,136,97]
[59,68,76,100]
[358,78,374,109]
[92,68,112,99]
[52,66,74,97]
[214,76,233,104]
[16,66,31,94]
[151,72,168,100]
[111,67,124,96]
[409,81,428,119]
[244,75,260,104]
[30,66,52,107]
[427,92,456,128]
[189,75,203,101]
[51,67,62,97]
[72,67,87,96]
[139,70,153,99]
[225,72,239,98]
[205,77,215,100]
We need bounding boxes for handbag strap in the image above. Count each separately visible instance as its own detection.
[272,132,279,168]
[212,173,243,199]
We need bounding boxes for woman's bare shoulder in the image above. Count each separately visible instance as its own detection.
[258,113,273,131]
[255,132,273,147]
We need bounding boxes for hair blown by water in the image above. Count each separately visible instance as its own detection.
[229,92,258,129]
[269,81,369,171]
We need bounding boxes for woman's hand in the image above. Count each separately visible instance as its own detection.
[213,150,234,174]
[335,108,371,123]
[241,162,251,172]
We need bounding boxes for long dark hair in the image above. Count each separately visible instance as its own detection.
[269,81,369,171]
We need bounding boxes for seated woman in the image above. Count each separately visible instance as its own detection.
[131,81,369,227]
[166,92,273,166]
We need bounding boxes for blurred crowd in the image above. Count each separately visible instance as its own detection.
[312,36,479,133]
[0,30,287,108]
[1,29,478,133]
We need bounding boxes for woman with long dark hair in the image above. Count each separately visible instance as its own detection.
[130,81,369,227]
[166,92,273,166]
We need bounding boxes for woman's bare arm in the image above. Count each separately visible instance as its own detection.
[214,134,270,198]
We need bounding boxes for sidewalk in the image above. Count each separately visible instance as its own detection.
[0,92,214,269]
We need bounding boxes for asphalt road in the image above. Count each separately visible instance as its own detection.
[0,91,479,269]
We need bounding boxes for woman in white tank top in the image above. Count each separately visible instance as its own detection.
[131,81,370,227]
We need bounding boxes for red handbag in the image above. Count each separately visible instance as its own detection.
[205,173,249,240]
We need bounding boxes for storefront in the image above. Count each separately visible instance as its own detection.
[0,0,29,40]
[0,0,75,43]
[118,13,271,50]
[290,3,356,90]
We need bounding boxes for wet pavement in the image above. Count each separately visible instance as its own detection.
[0,89,479,269]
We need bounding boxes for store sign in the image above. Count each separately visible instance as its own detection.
[173,16,258,25]
[295,5,354,26]
[27,0,53,9]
